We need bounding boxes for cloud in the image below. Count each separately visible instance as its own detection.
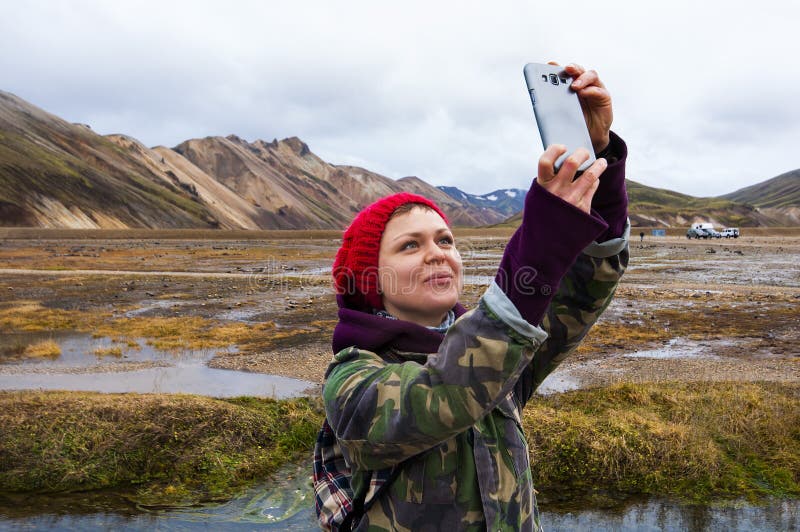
[1,0,798,197]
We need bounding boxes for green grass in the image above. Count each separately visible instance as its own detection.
[2,382,799,506]
[526,381,800,503]
[0,391,324,505]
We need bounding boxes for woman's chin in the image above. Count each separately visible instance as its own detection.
[426,293,459,315]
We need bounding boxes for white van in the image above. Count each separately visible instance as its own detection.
[691,222,715,231]
[721,228,740,238]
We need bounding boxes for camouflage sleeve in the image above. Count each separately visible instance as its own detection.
[323,285,548,471]
[514,219,631,406]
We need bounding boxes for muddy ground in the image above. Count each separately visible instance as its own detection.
[0,230,798,392]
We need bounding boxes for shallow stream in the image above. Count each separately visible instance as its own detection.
[0,332,312,398]
[1,464,797,531]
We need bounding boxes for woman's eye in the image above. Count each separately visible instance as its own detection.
[401,241,418,250]
[438,236,454,246]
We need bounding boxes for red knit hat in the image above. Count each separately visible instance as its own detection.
[333,193,449,311]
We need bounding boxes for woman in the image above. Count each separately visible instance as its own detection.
[314,63,629,531]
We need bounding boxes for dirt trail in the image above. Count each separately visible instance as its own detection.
[0,268,326,279]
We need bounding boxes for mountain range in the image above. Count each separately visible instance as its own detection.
[1,89,797,229]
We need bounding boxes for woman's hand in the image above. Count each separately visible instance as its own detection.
[549,62,613,153]
[537,145,606,214]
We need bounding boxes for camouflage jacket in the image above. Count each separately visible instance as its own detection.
[321,226,630,531]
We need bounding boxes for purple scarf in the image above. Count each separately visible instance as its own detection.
[331,295,468,355]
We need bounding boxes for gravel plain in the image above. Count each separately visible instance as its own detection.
[1,231,798,394]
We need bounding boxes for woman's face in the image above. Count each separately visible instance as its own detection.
[378,207,463,326]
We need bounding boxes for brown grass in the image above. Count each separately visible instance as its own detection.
[0,391,324,504]
[0,300,323,354]
[0,301,109,331]
[2,383,797,506]
[23,340,61,358]
[93,346,123,357]
[577,301,797,355]
[526,381,800,503]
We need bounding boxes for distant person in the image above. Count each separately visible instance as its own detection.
[640,231,645,243]
[313,63,629,531]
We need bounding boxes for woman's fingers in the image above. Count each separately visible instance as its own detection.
[572,158,606,196]
[570,68,603,91]
[537,144,567,185]
[556,148,592,181]
[568,158,606,212]
[537,147,607,214]
[577,171,602,212]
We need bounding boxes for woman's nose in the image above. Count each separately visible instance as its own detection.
[424,241,446,263]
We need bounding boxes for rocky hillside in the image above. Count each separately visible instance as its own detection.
[0,90,505,229]
[625,181,770,228]
[498,176,798,228]
[172,136,505,229]
[720,170,800,225]
[444,175,800,228]
[0,91,222,229]
[1,89,798,229]
[396,177,506,225]
[438,186,526,217]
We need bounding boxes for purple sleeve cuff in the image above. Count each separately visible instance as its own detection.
[494,181,608,325]
[592,131,628,241]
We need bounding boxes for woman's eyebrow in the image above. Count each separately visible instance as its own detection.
[392,231,422,242]
[391,228,450,242]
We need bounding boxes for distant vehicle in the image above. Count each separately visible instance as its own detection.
[687,222,724,239]
[721,228,740,238]
[686,227,722,239]
[691,222,715,231]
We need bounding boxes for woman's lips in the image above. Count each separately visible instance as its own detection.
[424,272,454,286]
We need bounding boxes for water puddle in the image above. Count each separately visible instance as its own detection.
[0,332,312,399]
[624,337,721,360]
[536,338,725,395]
[629,256,800,288]
[1,465,797,531]
[293,266,329,276]
[542,498,799,531]
[0,463,315,530]
[537,372,583,395]
[214,306,271,323]
[1,332,202,368]
[123,299,186,318]
[463,274,494,286]
[0,364,311,398]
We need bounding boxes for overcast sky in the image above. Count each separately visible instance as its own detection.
[2,0,797,197]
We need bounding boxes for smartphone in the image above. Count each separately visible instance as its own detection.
[523,63,595,172]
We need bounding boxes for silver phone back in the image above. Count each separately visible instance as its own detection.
[523,63,595,172]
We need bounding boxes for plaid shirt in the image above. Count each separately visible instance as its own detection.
[313,418,394,530]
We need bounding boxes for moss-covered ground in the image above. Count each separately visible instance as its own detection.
[1,383,798,506]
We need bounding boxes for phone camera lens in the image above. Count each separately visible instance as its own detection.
[549,74,559,85]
